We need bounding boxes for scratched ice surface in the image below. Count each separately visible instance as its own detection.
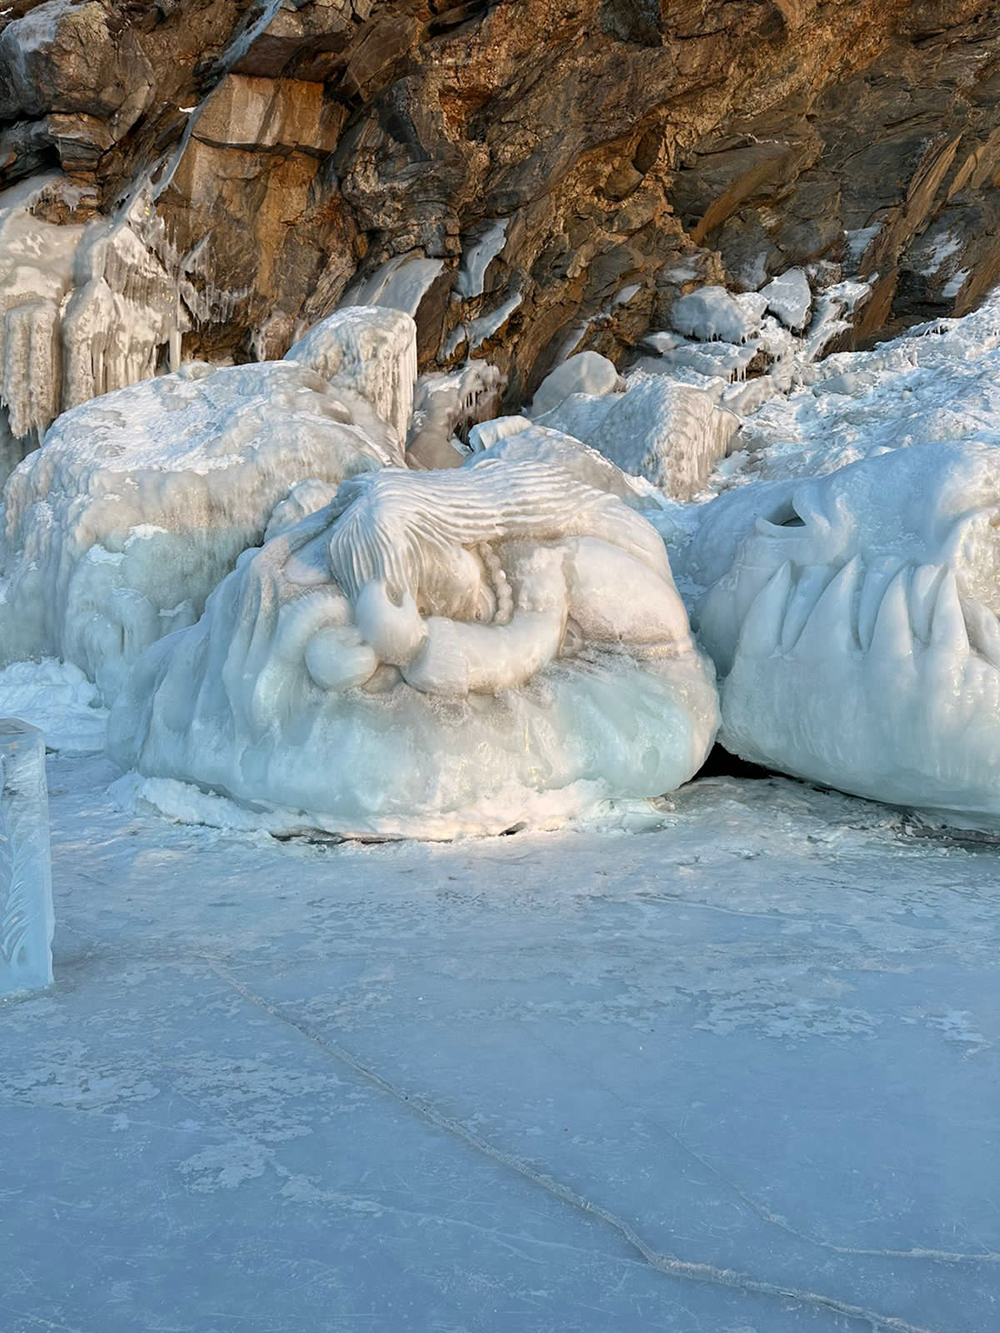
[2,754,998,1333]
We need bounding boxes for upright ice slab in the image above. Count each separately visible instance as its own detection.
[0,720,53,996]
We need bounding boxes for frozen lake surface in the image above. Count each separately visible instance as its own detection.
[3,755,998,1332]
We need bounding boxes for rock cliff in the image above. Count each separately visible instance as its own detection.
[1,0,998,437]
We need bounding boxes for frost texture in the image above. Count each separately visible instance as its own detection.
[683,441,1000,826]
[286,306,419,446]
[538,373,739,500]
[0,360,397,702]
[109,458,718,837]
[0,720,53,997]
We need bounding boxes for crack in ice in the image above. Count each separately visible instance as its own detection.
[210,963,948,1333]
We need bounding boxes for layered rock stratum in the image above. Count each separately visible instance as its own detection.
[1,0,998,443]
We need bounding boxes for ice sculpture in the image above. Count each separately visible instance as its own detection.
[0,359,397,702]
[681,441,1000,825]
[0,721,53,997]
[109,458,718,836]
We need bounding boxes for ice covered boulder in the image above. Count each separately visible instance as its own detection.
[0,360,398,703]
[109,458,718,837]
[0,720,53,997]
[670,286,761,344]
[538,373,739,500]
[760,269,812,332]
[682,441,1000,827]
[285,306,418,445]
[469,422,652,506]
[529,351,624,417]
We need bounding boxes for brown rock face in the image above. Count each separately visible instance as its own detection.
[1,0,998,410]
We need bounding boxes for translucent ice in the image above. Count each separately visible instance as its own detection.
[110,458,718,837]
[0,360,396,701]
[0,720,53,997]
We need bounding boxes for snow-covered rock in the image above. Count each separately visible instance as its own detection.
[529,351,624,417]
[683,441,1000,827]
[0,360,396,702]
[110,458,718,837]
[760,268,812,331]
[670,286,761,344]
[539,373,739,500]
[284,306,418,447]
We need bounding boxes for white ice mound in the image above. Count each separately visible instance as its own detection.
[0,360,397,702]
[285,306,418,446]
[760,269,812,332]
[109,458,719,837]
[529,351,624,417]
[684,441,1000,826]
[538,372,739,500]
[670,286,762,344]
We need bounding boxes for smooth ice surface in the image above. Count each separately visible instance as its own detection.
[0,720,52,996]
[0,359,394,701]
[110,459,718,836]
[528,351,624,417]
[3,752,999,1330]
[679,442,1000,826]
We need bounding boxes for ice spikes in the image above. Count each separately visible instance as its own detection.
[737,562,792,659]
[792,556,862,661]
[963,599,1000,670]
[908,564,947,645]
[930,569,970,658]
[868,566,914,662]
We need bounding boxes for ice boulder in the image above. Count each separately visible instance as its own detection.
[760,269,812,332]
[670,286,761,344]
[682,441,1000,827]
[285,306,418,445]
[538,373,739,500]
[109,458,719,837]
[0,360,398,702]
[529,351,625,417]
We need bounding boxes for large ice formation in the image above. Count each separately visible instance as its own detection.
[109,458,718,836]
[406,361,505,470]
[537,373,739,500]
[682,441,1000,826]
[0,720,53,997]
[0,357,398,702]
[284,306,418,447]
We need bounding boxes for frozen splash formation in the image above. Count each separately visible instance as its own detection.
[0,308,411,704]
[109,457,719,837]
